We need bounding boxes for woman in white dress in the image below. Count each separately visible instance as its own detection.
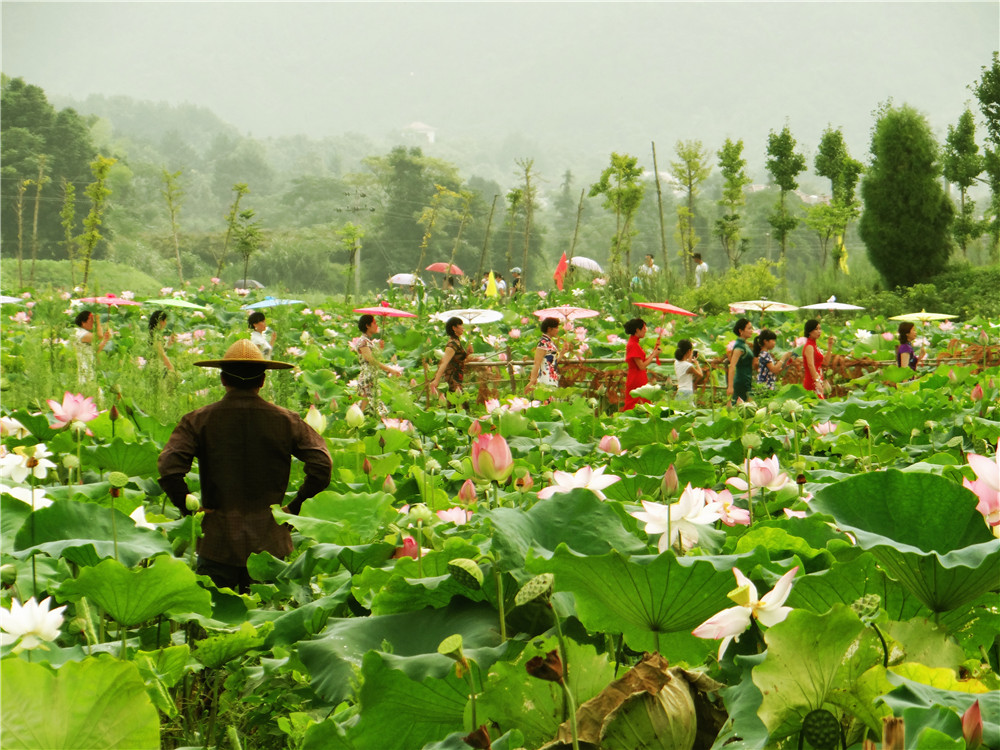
[248,311,277,359]
[673,339,703,400]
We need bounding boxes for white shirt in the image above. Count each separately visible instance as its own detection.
[250,329,273,359]
[639,262,660,276]
[674,359,696,393]
[695,261,709,287]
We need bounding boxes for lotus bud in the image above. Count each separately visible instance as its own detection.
[304,405,326,434]
[0,564,17,586]
[468,419,482,437]
[185,493,201,512]
[470,434,514,483]
[362,457,373,475]
[410,378,418,388]
[963,700,983,750]
[109,404,119,422]
[392,536,419,559]
[661,465,679,497]
[971,383,984,401]
[379,434,386,449]
[346,403,365,428]
[598,435,622,455]
[62,454,80,470]
[525,649,564,684]
[458,478,477,503]
[668,429,679,444]
[382,475,397,494]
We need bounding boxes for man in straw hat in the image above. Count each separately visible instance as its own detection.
[158,340,331,591]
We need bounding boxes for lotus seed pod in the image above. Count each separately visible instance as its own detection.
[185,493,201,512]
[447,558,484,590]
[107,471,129,489]
[801,709,841,750]
[62,454,80,470]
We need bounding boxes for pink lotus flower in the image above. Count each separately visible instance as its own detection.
[471,434,514,483]
[692,566,798,660]
[47,392,99,428]
[537,465,620,501]
[509,328,521,339]
[9,311,31,324]
[436,507,473,525]
[967,441,1000,493]
[881,331,895,341]
[458,478,477,503]
[813,421,837,436]
[484,399,502,414]
[211,277,221,285]
[726,455,790,496]
[381,417,414,434]
[706,488,750,526]
[963,700,983,750]
[971,383,984,402]
[598,435,623,455]
[783,508,808,519]
[938,320,955,332]
[629,484,721,551]
[964,441,1000,527]
[392,536,420,559]
[795,336,808,347]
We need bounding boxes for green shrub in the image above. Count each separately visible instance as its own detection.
[673,259,780,314]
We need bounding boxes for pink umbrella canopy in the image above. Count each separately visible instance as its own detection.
[353,303,417,318]
[74,293,142,307]
[533,305,600,323]
[634,301,696,317]
[426,262,464,276]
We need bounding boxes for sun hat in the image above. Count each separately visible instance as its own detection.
[510,267,522,274]
[194,339,293,370]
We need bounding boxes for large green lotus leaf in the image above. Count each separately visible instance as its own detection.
[810,470,1000,612]
[13,498,172,567]
[1,493,33,551]
[484,489,645,571]
[299,599,507,704]
[277,490,398,545]
[84,437,160,477]
[58,555,212,626]
[343,651,468,750]
[786,553,930,622]
[508,424,592,457]
[881,665,998,749]
[0,656,160,749]
[477,635,616,749]
[526,544,765,653]
[881,618,966,670]
[247,588,351,648]
[195,621,273,669]
[752,605,885,740]
[282,541,396,581]
[713,653,769,750]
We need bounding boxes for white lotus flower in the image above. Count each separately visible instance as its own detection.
[0,596,67,652]
[0,483,53,509]
[692,566,798,660]
[630,484,722,552]
[0,444,57,484]
[537,465,620,501]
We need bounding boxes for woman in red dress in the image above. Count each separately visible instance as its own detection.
[802,319,835,399]
[622,318,661,411]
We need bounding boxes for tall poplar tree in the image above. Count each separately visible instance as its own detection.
[812,126,862,271]
[161,168,185,283]
[79,155,117,292]
[858,104,953,288]
[972,52,1000,261]
[765,126,806,268]
[715,138,751,269]
[943,108,986,258]
[589,152,645,284]
[670,141,711,282]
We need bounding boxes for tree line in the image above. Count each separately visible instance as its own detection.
[2,53,998,295]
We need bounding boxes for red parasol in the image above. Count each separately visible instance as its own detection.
[533,305,600,323]
[74,293,142,307]
[426,262,464,276]
[634,301,696,317]
[353,303,417,318]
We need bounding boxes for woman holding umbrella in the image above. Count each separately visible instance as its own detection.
[356,314,400,417]
[148,309,175,375]
[622,317,661,411]
[526,317,568,394]
[429,316,479,407]
[726,318,754,405]
[896,322,924,372]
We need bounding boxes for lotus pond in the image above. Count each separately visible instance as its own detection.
[0,283,998,750]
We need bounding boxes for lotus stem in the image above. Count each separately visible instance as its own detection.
[559,679,581,750]
[205,670,224,750]
[494,567,506,642]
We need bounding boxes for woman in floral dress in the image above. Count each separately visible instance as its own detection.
[355,314,398,416]
[526,317,565,393]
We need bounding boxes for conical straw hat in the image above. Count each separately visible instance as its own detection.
[194,338,294,370]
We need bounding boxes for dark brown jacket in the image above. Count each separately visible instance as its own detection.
[158,389,332,566]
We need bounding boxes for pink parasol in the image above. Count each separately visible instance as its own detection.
[353,302,417,318]
[634,301,696,317]
[74,293,142,307]
[426,262,464,276]
[533,305,600,323]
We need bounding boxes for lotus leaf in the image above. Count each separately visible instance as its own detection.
[810,470,1000,612]
[278,490,398,544]
[0,656,160,749]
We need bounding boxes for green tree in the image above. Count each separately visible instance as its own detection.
[858,104,954,288]
[943,108,986,258]
[516,158,538,289]
[972,52,1000,261]
[813,127,863,272]
[502,188,523,275]
[78,155,117,291]
[338,222,365,302]
[234,208,264,284]
[670,141,711,283]
[765,125,807,269]
[217,183,249,277]
[59,178,78,286]
[161,168,185,283]
[715,138,751,269]
[589,152,645,283]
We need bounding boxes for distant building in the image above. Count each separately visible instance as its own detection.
[403,121,436,144]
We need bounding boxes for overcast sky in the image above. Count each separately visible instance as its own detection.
[3,2,997,168]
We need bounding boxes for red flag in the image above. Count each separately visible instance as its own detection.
[553,252,569,291]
